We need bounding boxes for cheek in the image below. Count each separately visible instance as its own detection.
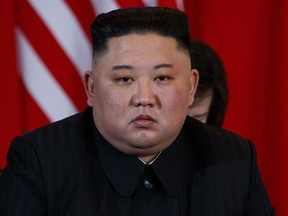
[94,87,129,113]
[163,87,190,110]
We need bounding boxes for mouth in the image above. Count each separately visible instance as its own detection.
[132,114,155,127]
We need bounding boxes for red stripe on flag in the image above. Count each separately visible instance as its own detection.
[183,0,200,37]
[17,1,87,112]
[21,82,51,133]
[115,0,145,8]
[65,0,96,43]
[0,0,22,168]
[158,0,178,8]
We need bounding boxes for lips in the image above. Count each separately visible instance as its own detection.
[132,114,155,127]
[135,114,154,121]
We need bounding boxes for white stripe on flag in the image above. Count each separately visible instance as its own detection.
[90,0,119,14]
[142,0,157,6]
[17,29,78,122]
[28,0,92,75]
[176,0,184,11]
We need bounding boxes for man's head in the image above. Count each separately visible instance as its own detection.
[84,7,198,162]
[90,7,190,61]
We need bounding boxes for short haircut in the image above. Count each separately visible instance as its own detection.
[190,40,229,127]
[90,7,191,59]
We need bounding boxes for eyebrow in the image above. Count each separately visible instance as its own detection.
[112,65,133,71]
[153,63,173,69]
[112,63,174,71]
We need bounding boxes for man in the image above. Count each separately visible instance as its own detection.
[0,7,275,215]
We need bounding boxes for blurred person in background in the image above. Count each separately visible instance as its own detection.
[188,39,228,127]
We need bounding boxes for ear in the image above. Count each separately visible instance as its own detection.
[83,70,94,107]
[188,69,199,106]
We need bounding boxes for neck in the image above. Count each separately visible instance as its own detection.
[139,151,162,165]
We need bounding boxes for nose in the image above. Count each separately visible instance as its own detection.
[131,80,156,107]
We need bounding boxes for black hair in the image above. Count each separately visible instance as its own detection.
[90,7,190,58]
[190,39,229,127]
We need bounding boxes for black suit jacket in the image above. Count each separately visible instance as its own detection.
[0,108,275,215]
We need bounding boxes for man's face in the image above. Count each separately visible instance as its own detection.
[84,33,198,158]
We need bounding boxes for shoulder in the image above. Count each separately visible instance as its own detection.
[21,107,93,144]
[179,118,275,215]
[1,108,96,213]
[25,108,88,137]
[182,116,254,160]
[8,107,94,166]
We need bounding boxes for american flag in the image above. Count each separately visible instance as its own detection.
[0,0,187,168]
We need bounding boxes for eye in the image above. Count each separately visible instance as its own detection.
[155,75,171,82]
[115,76,134,84]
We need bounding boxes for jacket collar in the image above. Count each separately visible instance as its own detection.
[94,128,145,197]
[93,124,194,198]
